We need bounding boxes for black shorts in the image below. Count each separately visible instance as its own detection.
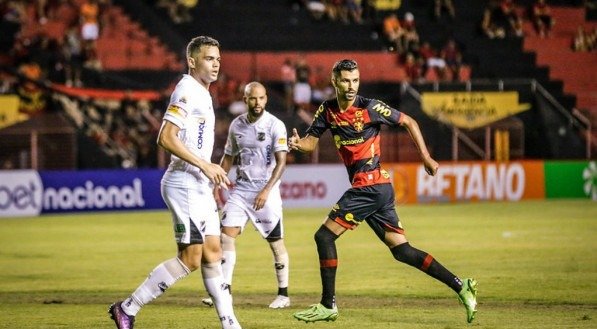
[328,183,403,241]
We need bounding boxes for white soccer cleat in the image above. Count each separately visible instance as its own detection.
[268,295,290,309]
[201,297,213,307]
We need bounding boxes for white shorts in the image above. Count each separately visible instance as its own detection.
[161,184,220,245]
[221,189,283,239]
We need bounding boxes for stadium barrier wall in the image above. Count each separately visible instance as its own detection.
[0,160,594,217]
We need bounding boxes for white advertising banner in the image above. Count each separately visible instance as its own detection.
[280,164,350,209]
[0,170,43,217]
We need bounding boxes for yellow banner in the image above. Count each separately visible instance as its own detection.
[421,92,530,129]
[372,0,401,11]
[0,95,22,129]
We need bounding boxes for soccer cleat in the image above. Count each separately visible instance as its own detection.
[108,301,135,329]
[268,295,291,309]
[201,297,214,307]
[458,278,478,323]
[293,303,338,322]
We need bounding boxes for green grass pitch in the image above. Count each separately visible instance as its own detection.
[0,200,595,328]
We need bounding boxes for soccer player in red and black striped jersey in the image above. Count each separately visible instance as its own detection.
[290,59,477,324]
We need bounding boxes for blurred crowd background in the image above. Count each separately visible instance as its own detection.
[0,0,595,170]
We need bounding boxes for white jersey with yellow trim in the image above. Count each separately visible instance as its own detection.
[161,74,215,189]
[224,111,288,192]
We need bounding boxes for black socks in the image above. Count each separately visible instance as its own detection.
[314,225,339,308]
[391,242,462,292]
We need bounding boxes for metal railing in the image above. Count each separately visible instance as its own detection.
[402,79,592,160]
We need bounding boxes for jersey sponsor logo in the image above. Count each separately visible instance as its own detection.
[166,104,187,118]
[277,137,287,145]
[372,103,391,117]
[257,132,265,141]
[333,135,365,149]
[266,145,272,165]
[197,117,206,149]
[237,177,269,184]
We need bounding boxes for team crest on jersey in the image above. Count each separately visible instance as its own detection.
[353,110,365,132]
[257,132,265,141]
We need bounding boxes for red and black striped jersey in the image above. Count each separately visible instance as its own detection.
[306,95,403,187]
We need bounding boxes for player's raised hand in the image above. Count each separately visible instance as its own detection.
[288,128,301,151]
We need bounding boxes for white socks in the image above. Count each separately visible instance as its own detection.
[221,233,237,286]
[222,235,289,291]
[270,239,289,289]
[122,257,190,316]
[202,261,240,329]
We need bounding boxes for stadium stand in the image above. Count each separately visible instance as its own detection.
[523,6,597,123]
[1,0,594,169]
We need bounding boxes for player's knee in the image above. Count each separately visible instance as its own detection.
[201,236,223,264]
[391,242,418,263]
[314,225,338,246]
[178,246,202,271]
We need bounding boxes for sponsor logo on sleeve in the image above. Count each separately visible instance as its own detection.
[166,104,188,118]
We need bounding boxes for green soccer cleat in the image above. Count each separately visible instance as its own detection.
[293,303,339,323]
[458,278,478,323]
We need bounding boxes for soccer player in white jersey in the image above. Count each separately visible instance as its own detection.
[202,82,290,309]
[109,36,242,329]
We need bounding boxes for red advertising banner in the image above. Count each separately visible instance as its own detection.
[386,161,545,204]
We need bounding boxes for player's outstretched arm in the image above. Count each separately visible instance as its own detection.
[288,128,319,153]
[400,114,439,176]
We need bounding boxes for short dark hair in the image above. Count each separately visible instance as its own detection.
[186,36,220,59]
[332,59,358,77]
